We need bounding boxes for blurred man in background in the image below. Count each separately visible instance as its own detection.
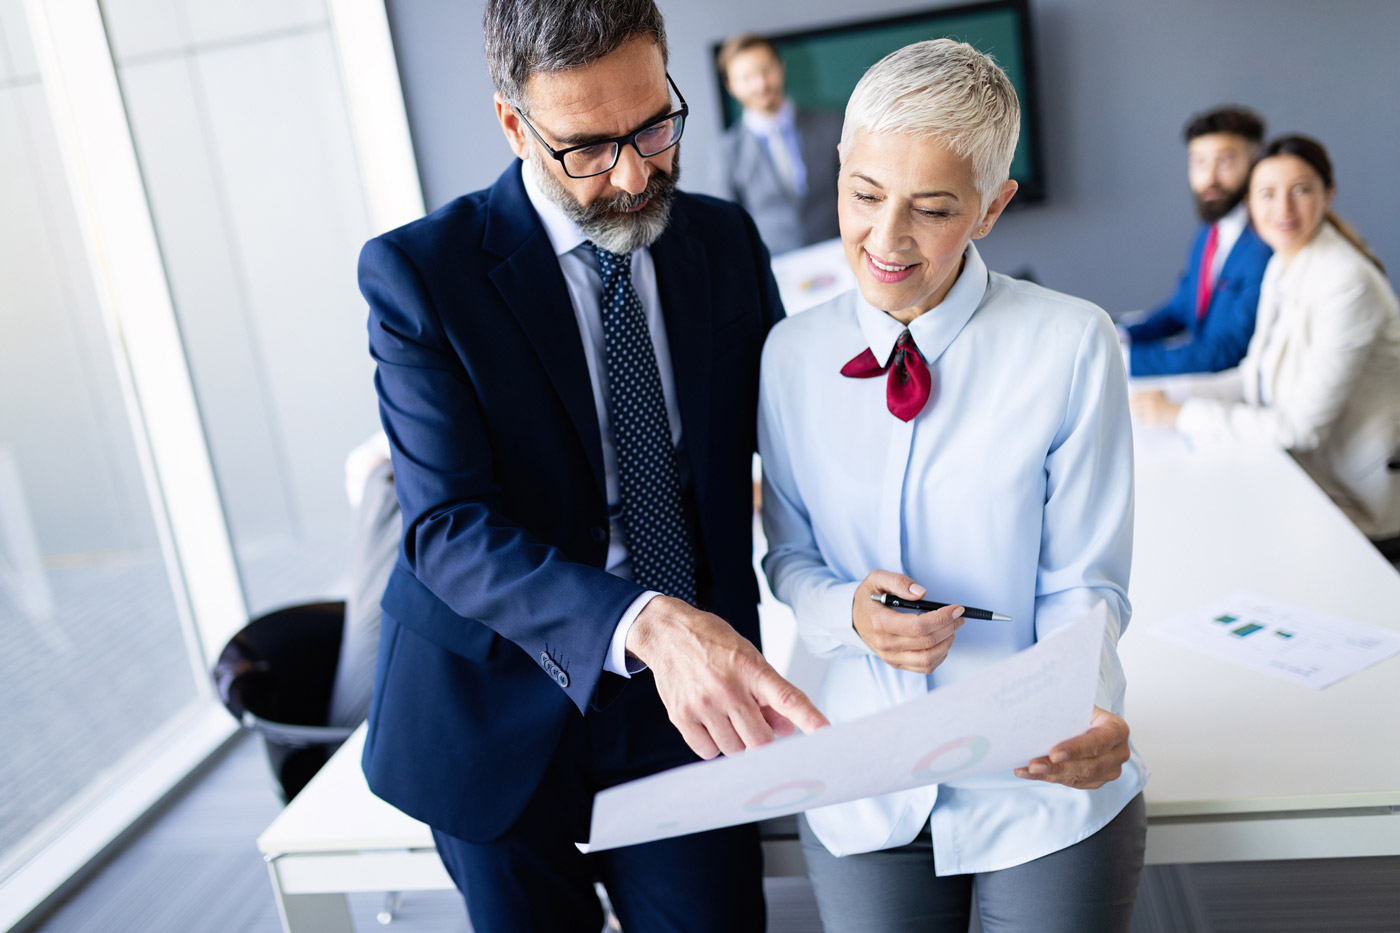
[1122,106,1271,375]
[716,34,842,255]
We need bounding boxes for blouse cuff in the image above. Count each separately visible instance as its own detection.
[796,579,870,656]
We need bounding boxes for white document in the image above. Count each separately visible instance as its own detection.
[578,609,1105,853]
[1149,591,1400,689]
[769,237,856,315]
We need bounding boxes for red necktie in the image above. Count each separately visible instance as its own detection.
[1196,223,1220,321]
[840,331,931,422]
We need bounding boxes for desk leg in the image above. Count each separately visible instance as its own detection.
[267,860,354,933]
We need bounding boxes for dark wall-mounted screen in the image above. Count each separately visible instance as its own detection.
[713,0,1045,205]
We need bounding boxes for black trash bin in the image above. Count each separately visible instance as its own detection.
[213,601,355,802]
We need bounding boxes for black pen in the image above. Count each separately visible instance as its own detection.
[872,593,1012,622]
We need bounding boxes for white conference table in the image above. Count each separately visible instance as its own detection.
[258,431,1400,931]
[1120,429,1400,864]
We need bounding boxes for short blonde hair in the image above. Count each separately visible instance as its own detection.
[841,38,1020,205]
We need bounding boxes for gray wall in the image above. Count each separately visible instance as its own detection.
[384,0,1400,314]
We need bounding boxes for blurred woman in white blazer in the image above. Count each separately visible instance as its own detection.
[1135,135,1400,547]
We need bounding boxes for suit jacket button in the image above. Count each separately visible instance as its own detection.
[589,525,607,544]
[555,670,569,688]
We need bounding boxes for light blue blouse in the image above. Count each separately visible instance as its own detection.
[759,244,1148,874]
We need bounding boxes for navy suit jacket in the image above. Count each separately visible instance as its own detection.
[1127,222,1271,375]
[357,162,784,842]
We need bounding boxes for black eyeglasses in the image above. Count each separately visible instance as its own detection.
[515,74,687,179]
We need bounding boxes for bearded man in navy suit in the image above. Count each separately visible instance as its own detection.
[1123,106,1272,375]
[356,1,828,930]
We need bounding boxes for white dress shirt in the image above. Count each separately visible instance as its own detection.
[759,244,1147,874]
[523,164,685,676]
[1207,201,1250,287]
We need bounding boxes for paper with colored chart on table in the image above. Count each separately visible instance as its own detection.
[769,237,856,315]
[1148,591,1400,689]
[577,608,1105,853]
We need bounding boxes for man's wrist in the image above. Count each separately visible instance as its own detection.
[607,591,660,677]
[626,594,686,665]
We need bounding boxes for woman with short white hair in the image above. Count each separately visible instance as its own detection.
[760,39,1147,931]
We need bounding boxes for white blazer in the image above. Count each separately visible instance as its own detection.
[1178,221,1400,538]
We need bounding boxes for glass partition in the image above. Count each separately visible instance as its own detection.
[104,0,382,617]
[0,0,199,880]
[0,2,418,922]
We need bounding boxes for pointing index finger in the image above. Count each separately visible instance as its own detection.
[755,669,829,734]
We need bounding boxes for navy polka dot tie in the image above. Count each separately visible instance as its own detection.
[591,244,698,605]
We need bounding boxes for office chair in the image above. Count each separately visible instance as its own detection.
[213,600,355,803]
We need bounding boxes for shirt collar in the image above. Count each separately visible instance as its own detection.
[1216,201,1248,242]
[521,158,590,258]
[853,242,990,367]
[742,98,795,136]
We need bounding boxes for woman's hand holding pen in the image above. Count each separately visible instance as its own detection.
[852,570,964,675]
[1015,706,1131,789]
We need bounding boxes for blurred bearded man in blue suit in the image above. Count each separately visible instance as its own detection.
[1122,106,1272,375]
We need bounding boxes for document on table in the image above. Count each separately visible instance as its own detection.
[769,237,856,315]
[1148,591,1400,689]
[577,608,1105,853]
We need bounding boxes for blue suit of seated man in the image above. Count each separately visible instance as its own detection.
[356,3,826,930]
[1126,106,1272,376]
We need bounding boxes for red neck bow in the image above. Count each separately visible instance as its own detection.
[840,330,931,422]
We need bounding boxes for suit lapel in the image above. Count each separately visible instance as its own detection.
[1251,254,1305,406]
[483,164,605,496]
[1216,224,1260,287]
[1266,255,1313,400]
[795,109,828,178]
[650,204,713,503]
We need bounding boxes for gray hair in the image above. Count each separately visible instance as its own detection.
[484,0,668,110]
[841,39,1020,205]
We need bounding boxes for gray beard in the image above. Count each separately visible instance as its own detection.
[529,151,679,254]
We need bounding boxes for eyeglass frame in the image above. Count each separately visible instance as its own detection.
[511,73,688,179]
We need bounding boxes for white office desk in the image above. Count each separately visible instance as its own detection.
[1122,431,1400,864]
[259,433,1400,931]
[258,725,444,931]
